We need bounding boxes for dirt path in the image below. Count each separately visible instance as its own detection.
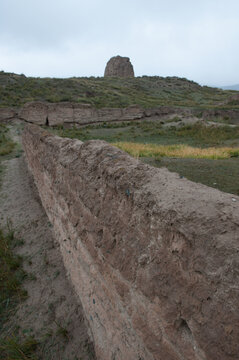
[0,124,95,360]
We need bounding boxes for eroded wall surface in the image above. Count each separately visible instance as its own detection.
[19,101,196,126]
[23,124,239,360]
[2,101,239,126]
[19,102,146,126]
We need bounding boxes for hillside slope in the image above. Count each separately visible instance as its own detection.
[0,71,237,109]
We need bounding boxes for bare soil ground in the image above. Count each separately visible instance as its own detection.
[0,124,95,360]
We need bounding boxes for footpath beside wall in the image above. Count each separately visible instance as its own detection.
[23,124,239,360]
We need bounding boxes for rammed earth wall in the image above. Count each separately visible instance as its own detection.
[23,124,239,360]
[2,102,239,126]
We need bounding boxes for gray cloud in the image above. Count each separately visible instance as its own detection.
[0,0,238,85]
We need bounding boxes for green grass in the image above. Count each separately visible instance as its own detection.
[175,123,239,145]
[0,70,238,109]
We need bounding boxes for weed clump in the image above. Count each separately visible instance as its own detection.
[0,124,15,156]
[0,335,38,360]
[0,228,27,329]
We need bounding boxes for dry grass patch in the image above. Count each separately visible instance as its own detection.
[113,142,239,160]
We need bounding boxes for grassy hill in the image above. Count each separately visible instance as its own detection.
[0,71,238,109]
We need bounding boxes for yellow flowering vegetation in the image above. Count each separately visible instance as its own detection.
[113,142,239,160]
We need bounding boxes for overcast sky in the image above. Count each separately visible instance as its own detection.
[0,0,238,86]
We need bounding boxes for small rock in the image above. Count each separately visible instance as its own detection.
[138,254,150,266]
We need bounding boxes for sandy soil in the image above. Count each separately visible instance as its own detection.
[0,124,95,360]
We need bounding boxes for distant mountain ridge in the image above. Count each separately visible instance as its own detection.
[221,84,239,91]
